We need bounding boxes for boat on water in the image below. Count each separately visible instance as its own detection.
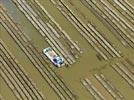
[43,47,65,67]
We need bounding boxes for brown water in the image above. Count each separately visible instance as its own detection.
[0,0,134,100]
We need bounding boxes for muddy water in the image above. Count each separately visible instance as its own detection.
[0,0,134,100]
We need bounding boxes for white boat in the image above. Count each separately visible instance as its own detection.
[43,47,65,67]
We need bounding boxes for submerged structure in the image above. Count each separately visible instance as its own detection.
[0,0,134,100]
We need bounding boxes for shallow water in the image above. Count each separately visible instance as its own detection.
[1,0,134,100]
